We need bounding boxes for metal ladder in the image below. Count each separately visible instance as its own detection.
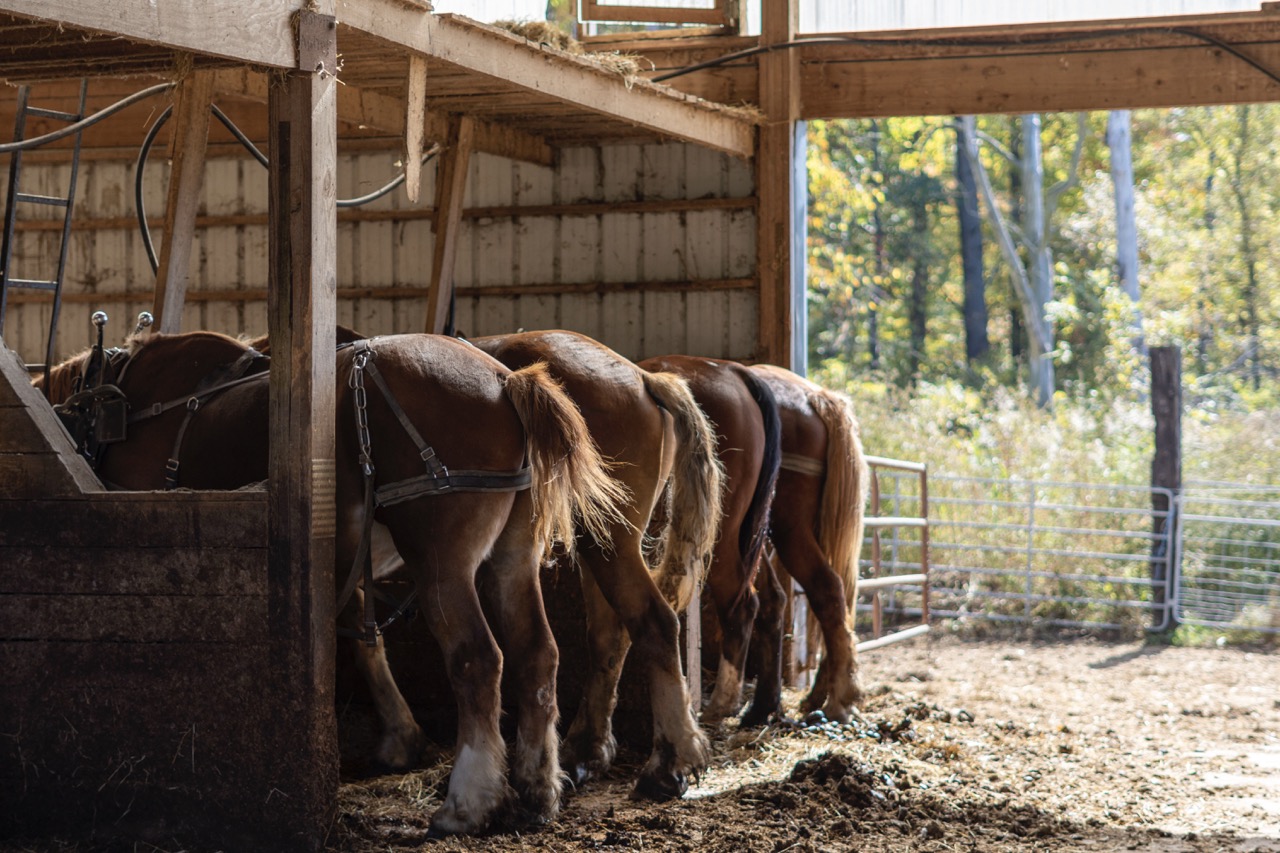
[0,80,89,379]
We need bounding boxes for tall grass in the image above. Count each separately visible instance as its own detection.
[812,364,1280,640]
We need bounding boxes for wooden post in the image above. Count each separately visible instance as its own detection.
[425,114,474,334]
[755,0,799,367]
[404,55,428,204]
[264,9,338,847]
[1150,346,1182,629]
[152,68,215,333]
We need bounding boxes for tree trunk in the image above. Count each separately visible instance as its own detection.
[907,196,929,385]
[868,119,885,371]
[1009,121,1025,368]
[954,117,990,365]
[1230,105,1262,391]
[1020,114,1055,407]
[1196,151,1215,375]
[1105,110,1146,353]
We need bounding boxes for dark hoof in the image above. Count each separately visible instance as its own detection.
[738,703,776,728]
[632,768,688,801]
[566,762,595,790]
[425,822,451,841]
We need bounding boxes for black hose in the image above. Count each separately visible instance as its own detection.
[136,105,442,273]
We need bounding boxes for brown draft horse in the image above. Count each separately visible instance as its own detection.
[749,364,869,723]
[40,330,624,835]
[638,355,783,725]
[473,331,725,800]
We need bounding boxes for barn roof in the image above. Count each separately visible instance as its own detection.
[0,0,757,160]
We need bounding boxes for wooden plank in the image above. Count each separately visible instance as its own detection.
[0,640,267,687]
[0,344,101,495]
[800,39,1280,118]
[213,68,555,166]
[152,70,216,334]
[755,0,799,368]
[403,55,428,203]
[334,5,756,159]
[0,546,267,596]
[424,114,475,333]
[1,0,299,69]
[265,15,341,836]
[0,495,266,548]
[582,0,728,26]
[0,594,267,643]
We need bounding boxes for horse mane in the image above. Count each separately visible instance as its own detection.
[36,330,251,404]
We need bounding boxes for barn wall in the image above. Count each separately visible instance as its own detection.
[3,142,757,366]
[0,347,325,848]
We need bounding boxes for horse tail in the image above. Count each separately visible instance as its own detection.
[734,365,783,589]
[640,370,726,614]
[503,361,628,560]
[808,387,869,612]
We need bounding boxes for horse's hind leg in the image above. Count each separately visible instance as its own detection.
[579,541,708,801]
[561,562,628,788]
[336,527,424,771]
[740,547,787,726]
[773,531,863,722]
[387,499,510,836]
[484,490,562,824]
[703,537,759,722]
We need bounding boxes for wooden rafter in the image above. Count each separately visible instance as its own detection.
[152,70,215,334]
[620,11,1280,118]
[212,68,555,167]
[425,115,475,335]
[334,2,755,158]
[1,0,299,69]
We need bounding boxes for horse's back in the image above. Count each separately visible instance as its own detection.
[749,364,827,460]
[339,334,525,474]
[473,331,661,444]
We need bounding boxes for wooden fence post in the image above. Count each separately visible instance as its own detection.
[1150,346,1182,629]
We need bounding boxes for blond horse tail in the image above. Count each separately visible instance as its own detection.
[504,361,629,559]
[809,387,869,612]
[640,371,726,614]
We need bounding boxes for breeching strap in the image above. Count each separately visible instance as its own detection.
[337,340,533,645]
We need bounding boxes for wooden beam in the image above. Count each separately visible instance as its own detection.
[334,4,755,159]
[213,68,555,166]
[425,114,475,334]
[6,277,756,306]
[1,0,299,69]
[151,69,215,334]
[404,56,428,203]
[264,8,339,844]
[617,13,1280,115]
[755,0,799,368]
[799,26,1280,117]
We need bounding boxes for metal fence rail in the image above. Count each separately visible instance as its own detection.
[1175,484,1280,634]
[866,474,1176,632]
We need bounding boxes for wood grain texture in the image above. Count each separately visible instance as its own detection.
[152,70,215,334]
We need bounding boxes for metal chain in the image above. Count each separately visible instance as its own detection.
[350,348,375,479]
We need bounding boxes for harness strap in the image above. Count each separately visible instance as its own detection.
[127,351,268,426]
[358,346,448,481]
[780,452,825,477]
[130,348,269,489]
[335,340,532,646]
[375,467,533,507]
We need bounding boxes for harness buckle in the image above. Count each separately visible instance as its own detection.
[362,620,380,647]
[164,457,181,489]
[420,446,449,478]
[186,396,201,413]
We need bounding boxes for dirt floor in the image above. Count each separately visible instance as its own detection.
[332,634,1280,853]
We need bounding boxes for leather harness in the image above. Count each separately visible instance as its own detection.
[338,339,533,644]
[61,335,535,647]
